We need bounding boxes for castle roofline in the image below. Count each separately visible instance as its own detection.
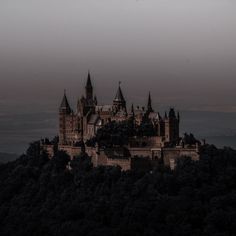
[60,90,72,113]
[114,83,125,102]
[86,71,92,88]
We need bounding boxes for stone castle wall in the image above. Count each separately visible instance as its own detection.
[41,143,200,171]
[107,157,131,171]
[129,136,164,148]
[162,147,200,170]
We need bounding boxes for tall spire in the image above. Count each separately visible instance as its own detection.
[60,90,71,113]
[113,81,126,111]
[85,71,93,100]
[86,71,92,88]
[114,82,125,102]
[147,92,154,112]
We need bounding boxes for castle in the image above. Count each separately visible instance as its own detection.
[42,72,200,171]
[59,72,180,146]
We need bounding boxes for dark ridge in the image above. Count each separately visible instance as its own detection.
[0,152,19,163]
[0,143,236,235]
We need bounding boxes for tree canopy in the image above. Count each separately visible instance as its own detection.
[0,143,236,235]
[88,119,159,148]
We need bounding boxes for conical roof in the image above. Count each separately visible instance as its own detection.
[60,91,71,113]
[114,85,125,102]
[86,72,92,88]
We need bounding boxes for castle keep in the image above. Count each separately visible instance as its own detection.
[42,72,200,170]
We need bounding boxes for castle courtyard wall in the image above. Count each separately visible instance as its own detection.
[163,147,200,168]
[42,143,200,171]
[106,157,131,171]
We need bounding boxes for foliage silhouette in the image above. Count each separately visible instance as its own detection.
[0,143,236,235]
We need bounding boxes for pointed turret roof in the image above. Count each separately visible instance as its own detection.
[60,90,71,113]
[147,92,153,112]
[114,82,125,102]
[86,71,92,88]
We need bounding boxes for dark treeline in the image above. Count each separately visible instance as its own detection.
[86,119,156,147]
[0,144,236,235]
[86,119,198,148]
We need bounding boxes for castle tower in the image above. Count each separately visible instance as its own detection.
[77,95,86,116]
[113,82,126,111]
[147,92,154,113]
[78,73,96,116]
[59,91,73,145]
[85,71,93,101]
[164,108,180,144]
[60,90,72,114]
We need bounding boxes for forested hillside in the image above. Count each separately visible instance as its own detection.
[0,152,18,163]
[0,143,236,236]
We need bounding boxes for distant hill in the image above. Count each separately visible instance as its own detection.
[0,144,236,235]
[0,152,19,163]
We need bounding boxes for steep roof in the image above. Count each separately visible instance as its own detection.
[147,92,154,112]
[114,85,125,102]
[86,72,92,88]
[60,91,71,113]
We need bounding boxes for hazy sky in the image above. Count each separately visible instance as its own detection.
[0,0,236,112]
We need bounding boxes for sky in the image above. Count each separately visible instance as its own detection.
[0,0,236,112]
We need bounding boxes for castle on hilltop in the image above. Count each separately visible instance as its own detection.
[59,72,180,145]
[42,72,200,171]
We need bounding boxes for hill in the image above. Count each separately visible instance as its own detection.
[0,143,236,236]
[0,152,19,163]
